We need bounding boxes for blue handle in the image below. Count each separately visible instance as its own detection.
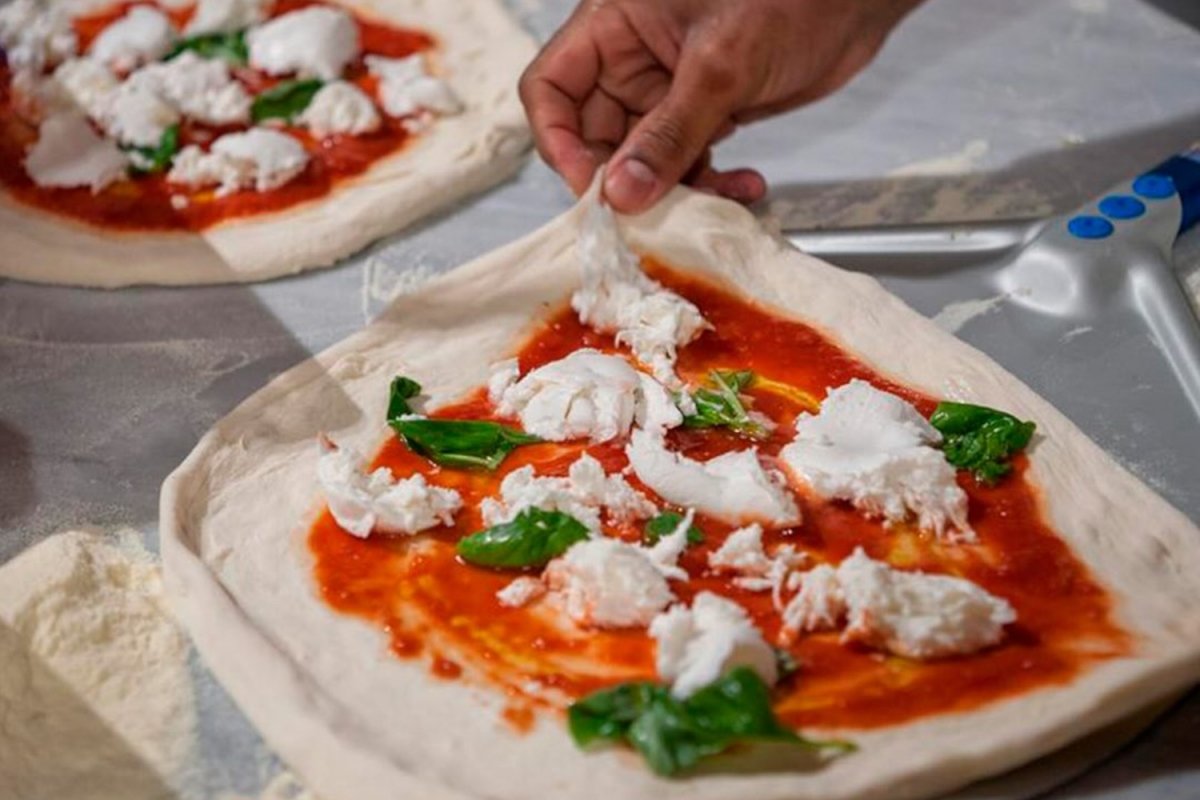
[1139,149,1200,236]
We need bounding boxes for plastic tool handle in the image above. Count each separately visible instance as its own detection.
[1141,147,1200,236]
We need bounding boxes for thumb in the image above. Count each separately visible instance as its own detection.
[604,55,739,213]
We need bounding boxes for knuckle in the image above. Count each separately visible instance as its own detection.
[637,114,691,160]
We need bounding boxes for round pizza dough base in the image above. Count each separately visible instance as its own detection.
[160,185,1200,800]
[0,0,535,287]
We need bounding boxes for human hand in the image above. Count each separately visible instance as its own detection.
[520,0,922,213]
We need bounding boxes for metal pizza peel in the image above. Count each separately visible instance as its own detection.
[785,149,1200,798]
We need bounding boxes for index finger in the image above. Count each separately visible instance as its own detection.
[519,25,603,195]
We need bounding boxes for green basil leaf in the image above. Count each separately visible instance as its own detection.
[457,508,589,569]
[568,668,852,776]
[387,375,422,419]
[643,511,704,545]
[682,370,768,439]
[930,401,1036,483]
[165,30,248,64]
[124,124,180,174]
[390,418,541,470]
[251,78,324,123]
[386,374,542,470]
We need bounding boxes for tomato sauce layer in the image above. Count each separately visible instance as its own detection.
[309,262,1129,731]
[0,0,435,231]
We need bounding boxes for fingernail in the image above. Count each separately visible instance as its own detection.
[605,157,658,211]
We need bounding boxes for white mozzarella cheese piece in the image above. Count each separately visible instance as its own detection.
[571,201,709,386]
[779,563,844,634]
[544,538,674,629]
[186,0,268,35]
[126,51,251,126]
[316,437,462,538]
[168,128,308,195]
[24,111,128,191]
[0,0,77,74]
[708,523,771,577]
[708,523,807,599]
[247,6,358,80]
[650,591,778,698]
[88,6,174,73]
[487,358,520,403]
[298,80,381,137]
[490,349,682,443]
[779,379,972,541]
[496,576,546,608]
[479,453,656,534]
[780,548,1015,659]
[52,58,119,119]
[100,81,180,148]
[365,53,463,118]
[626,429,800,527]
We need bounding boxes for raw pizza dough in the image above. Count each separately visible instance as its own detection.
[0,0,535,288]
[160,185,1200,800]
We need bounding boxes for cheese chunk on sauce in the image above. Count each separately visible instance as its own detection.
[168,128,309,195]
[781,548,1016,659]
[186,0,268,35]
[126,52,252,127]
[489,349,681,442]
[544,536,680,629]
[572,200,709,387]
[626,429,800,527]
[650,591,777,698]
[365,53,462,118]
[88,6,174,73]
[0,0,77,74]
[24,111,127,192]
[780,379,972,541]
[298,80,381,138]
[316,437,462,537]
[479,453,656,535]
[247,6,359,80]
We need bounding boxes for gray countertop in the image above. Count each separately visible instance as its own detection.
[1,0,1198,797]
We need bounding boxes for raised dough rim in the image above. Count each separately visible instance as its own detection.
[161,186,1200,800]
[0,0,536,288]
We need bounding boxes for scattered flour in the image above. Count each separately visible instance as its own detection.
[888,140,990,178]
[359,256,440,322]
[1061,325,1093,343]
[0,529,197,800]
[931,293,1009,334]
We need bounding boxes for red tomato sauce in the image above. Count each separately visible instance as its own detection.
[0,0,436,231]
[308,262,1129,732]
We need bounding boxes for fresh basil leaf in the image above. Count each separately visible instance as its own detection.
[390,418,541,470]
[387,375,422,419]
[930,401,1036,483]
[643,511,703,545]
[569,668,852,776]
[457,508,589,569]
[682,369,768,439]
[165,30,248,64]
[124,124,180,174]
[386,374,542,470]
[251,78,324,123]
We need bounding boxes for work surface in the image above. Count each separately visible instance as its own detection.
[2,0,1199,797]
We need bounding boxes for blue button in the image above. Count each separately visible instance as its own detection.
[1132,173,1176,199]
[1067,215,1114,239]
[1098,195,1146,220]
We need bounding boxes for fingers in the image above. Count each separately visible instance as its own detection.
[604,47,744,213]
[518,24,602,196]
[689,166,767,205]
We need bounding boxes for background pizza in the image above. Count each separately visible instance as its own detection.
[0,0,534,286]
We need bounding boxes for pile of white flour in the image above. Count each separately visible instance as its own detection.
[0,529,196,800]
